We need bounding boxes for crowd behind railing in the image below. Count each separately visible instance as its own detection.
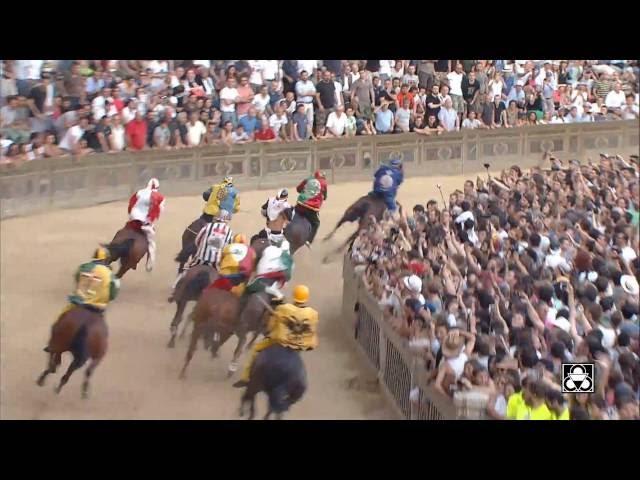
[1,60,638,165]
[349,152,639,420]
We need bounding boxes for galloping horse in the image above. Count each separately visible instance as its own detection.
[174,217,207,275]
[322,193,388,262]
[251,207,312,255]
[36,306,108,399]
[167,264,218,348]
[239,344,307,420]
[179,238,271,379]
[104,222,149,278]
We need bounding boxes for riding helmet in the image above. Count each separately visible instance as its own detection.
[277,188,288,199]
[234,234,248,245]
[293,285,310,304]
[223,176,233,185]
[93,246,110,262]
[390,158,402,168]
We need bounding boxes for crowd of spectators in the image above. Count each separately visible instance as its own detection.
[349,152,640,420]
[1,60,638,165]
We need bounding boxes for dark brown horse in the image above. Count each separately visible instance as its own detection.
[239,344,307,420]
[284,209,313,255]
[179,238,271,379]
[36,306,108,399]
[322,193,388,262]
[104,224,149,278]
[167,264,218,348]
[174,217,207,275]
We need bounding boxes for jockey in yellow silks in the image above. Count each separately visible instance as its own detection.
[201,176,240,222]
[58,247,120,318]
[233,284,318,388]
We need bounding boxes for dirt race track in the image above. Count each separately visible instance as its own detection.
[1,175,467,420]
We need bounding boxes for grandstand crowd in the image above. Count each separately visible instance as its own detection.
[350,152,640,420]
[1,60,639,163]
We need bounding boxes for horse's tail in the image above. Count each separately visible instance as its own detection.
[175,242,197,265]
[185,270,211,300]
[324,195,371,242]
[104,238,134,262]
[69,321,89,358]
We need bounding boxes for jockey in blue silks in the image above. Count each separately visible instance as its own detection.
[371,157,404,212]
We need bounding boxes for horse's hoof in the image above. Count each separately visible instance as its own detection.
[179,370,187,380]
[322,256,330,264]
[54,386,62,395]
[82,390,89,400]
[36,377,45,387]
[167,338,175,349]
[167,295,174,303]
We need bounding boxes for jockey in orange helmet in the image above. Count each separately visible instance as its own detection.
[233,284,319,387]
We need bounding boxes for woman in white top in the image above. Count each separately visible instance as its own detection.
[390,60,404,80]
[487,72,505,100]
[571,83,589,116]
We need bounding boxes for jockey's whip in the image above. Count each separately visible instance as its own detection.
[436,184,447,210]
[256,295,277,315]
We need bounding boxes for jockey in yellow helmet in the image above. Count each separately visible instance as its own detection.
[58,247,121,319]
[201,176,240,222]
[233,284,318,388]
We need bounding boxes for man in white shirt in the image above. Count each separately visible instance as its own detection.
[580,103,595,122]
[544,244,571,273]
[379,60,393,81]
[91,87,110,121]
[323,105,347,137]
[332,73,344,108]
[186,112,207,146]
[269,104,289,140]
[220,77,240,127]
[14,60,44,95]
[297,60,318,77]
[59,117,88,152]
[605,82,626,110]
[248,60,264,90]
[438,98,459,132]
[461,111,484,129]
[261,60,280,83]
[446,63,465,116]
[295,70,316,128]
[620,93,639,119]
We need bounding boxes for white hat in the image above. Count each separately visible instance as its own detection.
[403,275,423,294]
[620,275,639,296]
[549,316,571,333]
[540,235,551,252]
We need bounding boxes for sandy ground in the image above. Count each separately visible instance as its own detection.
[0,175,469,420]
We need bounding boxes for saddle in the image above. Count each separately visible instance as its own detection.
[208,276,246,297]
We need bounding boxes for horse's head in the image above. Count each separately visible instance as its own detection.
[251,237,271,259]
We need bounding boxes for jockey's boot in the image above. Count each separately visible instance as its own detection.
[304,241,311,249]
[232,379,248,388]
[264,284,284,302]
[141,224,156,272]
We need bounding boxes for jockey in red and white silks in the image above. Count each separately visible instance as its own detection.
[127,178,165,271]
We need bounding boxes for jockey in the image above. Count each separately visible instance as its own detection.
[201,176,240,222]
[371,157,404,213]
[258,188,293,245]
[295,170,328,247]
[61,246,120,317]
[242,237,293,303]
[128,178,165,272]
[170,211,233,294]
[233,284,319,388]
[210,233,257,296]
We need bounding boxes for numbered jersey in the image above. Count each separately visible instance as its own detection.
[69,262,119,311]
[194,221,233,265]
[268,303,319,351]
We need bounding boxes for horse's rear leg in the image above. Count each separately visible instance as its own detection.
[55,355,87,394]
[179,309,194,339]
[179,322,202,379]
[323,215,349,242]
[323,230,359,264]
[210,329,233,358]
[81,356,103,399]
[227,331,247,378]
[36,352,61,387]
[115,263,129,279]
[168,299,188,348]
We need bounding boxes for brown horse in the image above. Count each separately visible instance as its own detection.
[322,193,388,262]
[104,224,148,278]
[167,264,218,348]
[174,217,207,275]
[36,306,108,399]
[179,238,271,379]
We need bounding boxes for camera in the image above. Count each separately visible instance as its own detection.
[483,163,490,169]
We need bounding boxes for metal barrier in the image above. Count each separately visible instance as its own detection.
[344,254,458,420]
[2,120,637,219]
